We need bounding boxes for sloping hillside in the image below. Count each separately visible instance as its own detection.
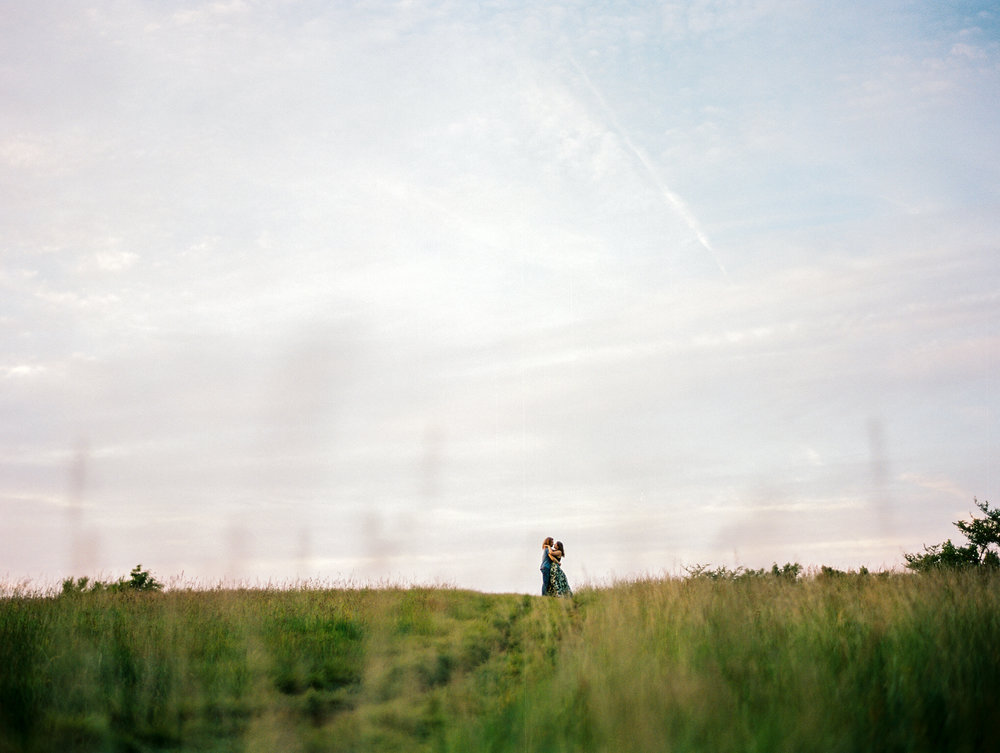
[2,572,999,752]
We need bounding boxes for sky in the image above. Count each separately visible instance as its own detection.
[2,0,998,593]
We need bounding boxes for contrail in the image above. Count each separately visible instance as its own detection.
[568,56,727,277]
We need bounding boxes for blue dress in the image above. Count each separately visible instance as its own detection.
[547,556,572,597]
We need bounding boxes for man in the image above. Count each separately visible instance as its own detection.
[540,537,554,595]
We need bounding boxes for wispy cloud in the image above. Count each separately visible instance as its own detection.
[567,54,726,275]
[1,1,997,590]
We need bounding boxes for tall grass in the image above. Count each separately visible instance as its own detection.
[0,584,540,753]
[2,572,998,752]
[457,570,1000,753]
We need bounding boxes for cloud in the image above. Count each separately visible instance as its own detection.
[1,1,998,590]
[1,364,48,379]
[567,56,725,274]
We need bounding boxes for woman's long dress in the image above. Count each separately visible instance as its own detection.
[547,559,572,597]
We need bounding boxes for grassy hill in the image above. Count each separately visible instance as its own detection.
[3,570,999,752]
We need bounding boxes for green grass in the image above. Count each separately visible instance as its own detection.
[2,571,999,752]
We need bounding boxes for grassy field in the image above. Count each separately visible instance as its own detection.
[2,570,999,752]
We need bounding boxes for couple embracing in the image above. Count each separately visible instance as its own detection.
[540,537,572,597]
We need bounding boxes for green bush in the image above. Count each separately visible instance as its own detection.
[61,564,163,595]
[684,561,802,580]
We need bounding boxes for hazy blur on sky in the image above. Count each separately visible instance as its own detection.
[2,1,998,592]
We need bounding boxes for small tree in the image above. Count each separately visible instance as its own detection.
[122,564,163,592]
[954,498,1000,566]
[905,498,1000,571]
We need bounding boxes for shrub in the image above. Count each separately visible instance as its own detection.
[122,564,163,592]
[61,565,163,595]
[684,562,802,581]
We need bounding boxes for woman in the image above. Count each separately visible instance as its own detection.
[540,537,554,595]
[546,541,572,597]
